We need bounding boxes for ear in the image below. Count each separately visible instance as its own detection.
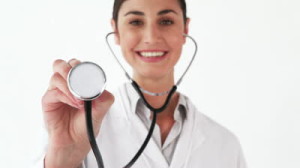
[184,18,190,35]
[111,19,120,45]
[183,18,190,43]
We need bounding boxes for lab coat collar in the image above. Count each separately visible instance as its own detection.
[125,82,141,115]
[125,82,188,119]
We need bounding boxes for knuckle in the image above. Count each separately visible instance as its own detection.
[51,88,62,96]
[50,73,69,92]
[49,73,65,89]
[42,88,60,105]
[53,61,72,78]
[61,64,71,76]
[51,72,61,82]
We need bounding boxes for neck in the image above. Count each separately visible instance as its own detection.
[133,73,174,94]
[132,71,178,118]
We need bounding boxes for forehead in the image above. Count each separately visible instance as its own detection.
[119,0,182,15]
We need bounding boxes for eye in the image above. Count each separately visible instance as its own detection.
[159,19,174,25]
[129,20,143,26]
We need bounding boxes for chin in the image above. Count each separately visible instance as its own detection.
[137,68,172,80]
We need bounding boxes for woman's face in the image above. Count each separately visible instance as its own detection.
[112,0,189,80]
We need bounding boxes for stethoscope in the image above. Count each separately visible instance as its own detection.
[67,32,198,168]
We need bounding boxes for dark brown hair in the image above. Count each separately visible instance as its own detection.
[112,0,188,24]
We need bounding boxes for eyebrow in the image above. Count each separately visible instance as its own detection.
[124,11,144,16]
[124,9,178,16]
[158,9,178,15]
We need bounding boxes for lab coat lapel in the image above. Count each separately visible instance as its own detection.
[169,102,206,168]
[130,114,169,168]
[123,83,169,167]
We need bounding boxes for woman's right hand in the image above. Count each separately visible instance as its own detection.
[42,59,114,168]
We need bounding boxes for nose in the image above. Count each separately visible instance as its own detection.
[142,24,162,44]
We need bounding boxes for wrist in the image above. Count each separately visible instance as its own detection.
[45,144,87,168]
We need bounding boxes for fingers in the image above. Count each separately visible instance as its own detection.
[48,72,79,104]
[50,58,82,96]
[46,58,114,121]
[52,59,81,81]
[42,88,80,112]
[46,59,84,109]
[68,58,81,67]
[52,59,72,81]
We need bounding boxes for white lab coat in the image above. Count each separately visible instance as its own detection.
[33,83,247,168]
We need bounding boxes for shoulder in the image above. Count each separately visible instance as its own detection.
[199,113,240,146]
[182,95,247,167]
[182,94,242,149]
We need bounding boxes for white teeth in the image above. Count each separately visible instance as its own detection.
[139,52,165,57]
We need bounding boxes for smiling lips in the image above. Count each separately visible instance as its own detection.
[136,50,168,63]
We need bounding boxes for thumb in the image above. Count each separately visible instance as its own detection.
[91,90,115,123]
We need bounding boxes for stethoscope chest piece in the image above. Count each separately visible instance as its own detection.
[67,62,106,101]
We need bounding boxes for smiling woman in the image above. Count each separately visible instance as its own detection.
[112,0,189,88]
[33,0,247,167]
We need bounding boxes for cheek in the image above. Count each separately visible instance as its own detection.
[119,31,140,63]
[164,32,185,67]
[119,28,140,49]
[166,32,185,54]
[164,26,185,45]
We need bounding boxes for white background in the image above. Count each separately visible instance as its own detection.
[0,0,299,167]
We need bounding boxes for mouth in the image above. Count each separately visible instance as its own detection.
[136,50,168,62]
